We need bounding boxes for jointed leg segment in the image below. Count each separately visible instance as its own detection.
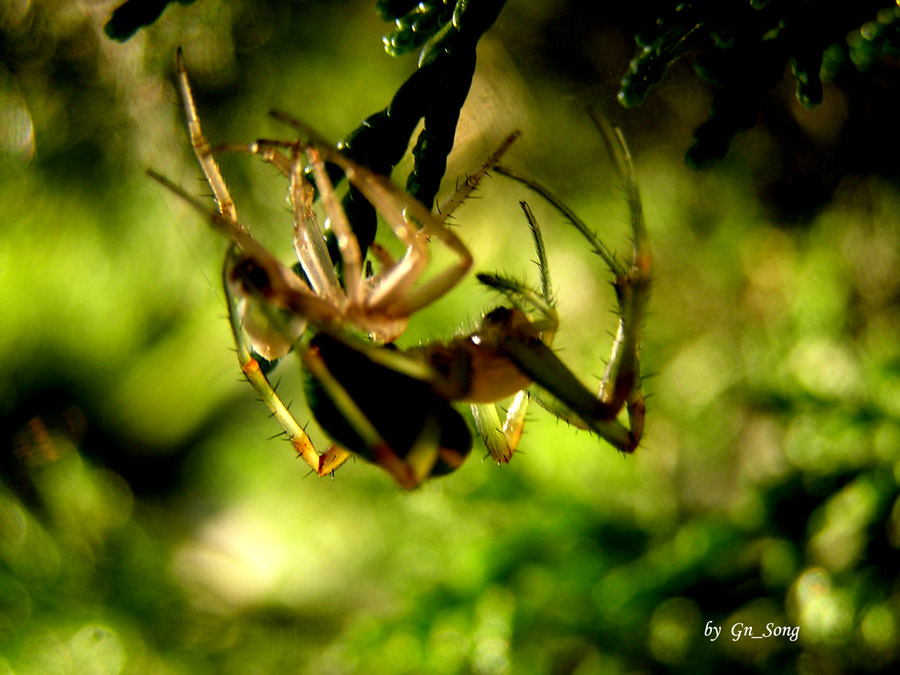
[152,50,350,478]
[480,114,651,456]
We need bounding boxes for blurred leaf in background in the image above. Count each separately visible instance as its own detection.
[1,1,899,673]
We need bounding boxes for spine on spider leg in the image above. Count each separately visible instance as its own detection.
[605,275,650,448]
[437,130,521,221]
[591,118,651,449]
[174,48,237,225]
[490,118,650,453]
[492,165,622,276]
[222,253,350,476]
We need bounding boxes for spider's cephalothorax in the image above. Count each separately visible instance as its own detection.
[149,50,650,489]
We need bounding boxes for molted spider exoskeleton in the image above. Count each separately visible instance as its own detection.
[149,50,650,489]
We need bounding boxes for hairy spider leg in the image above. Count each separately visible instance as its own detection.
[492,115,651,453]
[287,145,346,306]
[148,170,350,475]
[148,172,339,324]
[301,145,364,307]
[224,250,352,476]
[254,135,432,341]
[249,140,365,309]
[175,48,236,225]
[269,112,478,319]
[174,46,336,351]
[265,119,430,316]
[591,112,651,444]
[215,132,419,315]
[152,51,353,477]
[175,54,349,337]
[435,130,522,222]
[338,130,522,280]
[470,391,530,463]
[237,135,420,307]
[254,126,521,331]
[469,201,557,463]
[200,139,346,311]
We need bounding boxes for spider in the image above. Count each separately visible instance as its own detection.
[149,50,651,489]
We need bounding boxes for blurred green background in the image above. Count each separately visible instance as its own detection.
[2,1,900,673]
